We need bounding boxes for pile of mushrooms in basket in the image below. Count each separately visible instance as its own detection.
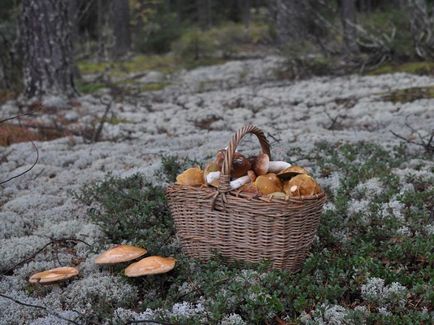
[176,148,322,200]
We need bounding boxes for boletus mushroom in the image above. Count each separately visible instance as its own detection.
[255,173,282,195]
[283,174,321,197]
[231,152,250,178]
[277,165,309,181]
[124,256,176,277]
[95,245,147,265]
[250,153,269,176]
[29,267,79,284]
[176,167,204,186]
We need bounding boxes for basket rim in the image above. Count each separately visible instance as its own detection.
[166,183,326,203]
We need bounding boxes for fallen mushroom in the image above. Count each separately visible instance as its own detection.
[95,244,147,265]
[255,173,283,195]
[277,165,309,181]
[29,267,79,284]
[268,161,292,173]
[176,167,204,186]
[124,256,176,277]
[283,174,321,197]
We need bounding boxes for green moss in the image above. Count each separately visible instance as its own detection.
[369,62,434,76]
[139,82,170,92]
[76,82,107,94]
[381,86,434,103]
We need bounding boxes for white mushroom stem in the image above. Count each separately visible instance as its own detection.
[268,161,291,173]
[230,175,251,190]
[206,171,221,184]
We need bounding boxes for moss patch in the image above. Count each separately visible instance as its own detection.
[369,62,434,76]
[381,86,434,103]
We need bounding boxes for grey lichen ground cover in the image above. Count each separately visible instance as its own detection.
[0,57,433,324]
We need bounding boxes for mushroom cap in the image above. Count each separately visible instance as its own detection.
[231,153,251,178]
[283,174,321,197]
[29,267,79,284]
[247,170,256,182]
[250,153,270,176]
[176,167,204,186]
[95,245,147,265]
[124,256,176,277]
[277,165,309,181]
[239,182,259,194]
[255,173,282,195]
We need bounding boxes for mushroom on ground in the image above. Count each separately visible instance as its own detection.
[255,173,282,195]
[283,174,321,197]
[277,165,309,181]
[95,245,147,265]
[176,167,204,186]
[29,267,79,284]
[124,256,176,277]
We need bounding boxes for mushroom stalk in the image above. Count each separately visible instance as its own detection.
[268,161,291,173]
[206,171,221,184]
[230,175,251,190]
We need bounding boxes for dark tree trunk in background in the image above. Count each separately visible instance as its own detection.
[238,0,251,28]
[197,0,212,29]
[340,0,359,53]
[273,0,307,45]
[111,0,131,58]
[20,0,76,98]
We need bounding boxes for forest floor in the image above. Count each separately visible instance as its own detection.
[0,56,433,324]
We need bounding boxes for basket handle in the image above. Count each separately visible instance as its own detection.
[218,124,271,193]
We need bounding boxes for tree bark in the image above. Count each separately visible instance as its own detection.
[238,0,251,28]
[197,0,212,29]
[273,0,308,45]
[111,0,131,58]
[20,0,76,98]
[340,0,359,53]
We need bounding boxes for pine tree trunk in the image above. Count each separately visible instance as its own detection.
[238,0,251,28]
[273,0,307,45]
[20,0,76,98]
[111,0,131,58]
[340,0,359,53]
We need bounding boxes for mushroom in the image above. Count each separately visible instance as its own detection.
[231,152,251,178]
[268,161,291,173]
[277,165,309,181]
[250,153,269,176]
[95,245,147,265]
[124,256,176,277]
[203,162,220,187]
[283,174,321,197]
[255,173,283,195]
[176,167,204,186]
[29,267,79,284]
[230,175,251,190]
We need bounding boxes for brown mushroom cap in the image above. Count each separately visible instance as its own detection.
[231,153,251,178]
[95,245,147,265]
[255,173,282,195]
[29,267,79,284]
[283,174,321,197]
[250,153,270,176]
[124,256,176,277]
[277,165,309,181]
[214,149,226,170]
[176,167,204,186]
[239,182,260,194]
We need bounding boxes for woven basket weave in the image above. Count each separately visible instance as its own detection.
[166,125,326,271]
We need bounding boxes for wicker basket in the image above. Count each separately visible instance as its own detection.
[166,125,326,271]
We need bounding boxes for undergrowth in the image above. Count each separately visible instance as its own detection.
[73,143,433,324]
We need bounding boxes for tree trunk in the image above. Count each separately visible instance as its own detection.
[20,0,76,98]
[340,0,359,53]
[197,0,212,29]
[273,0,307,45]
[238,0,251,28]
[111,0,131,58]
